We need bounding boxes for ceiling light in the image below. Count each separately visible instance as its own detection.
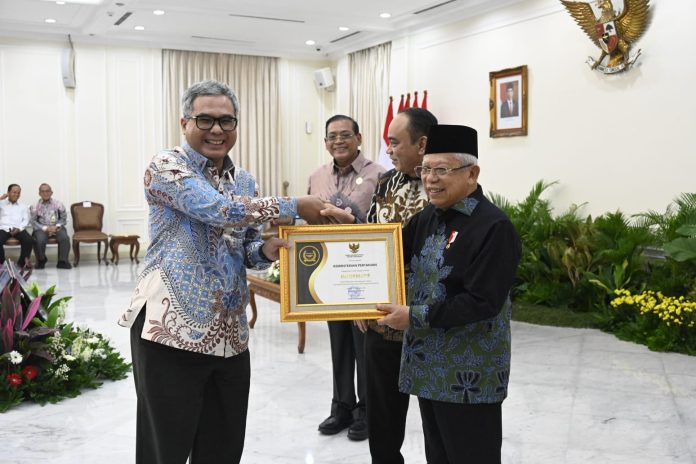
[338,26,349,31]
[153,9,165,15]
[56,1,65,4]
[305,40,315,45]
[379,12,391,18]
[134,25,145,30]
[45,18,57,23]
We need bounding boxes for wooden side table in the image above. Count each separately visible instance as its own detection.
[109,235,140,265]
[247,274,306,353]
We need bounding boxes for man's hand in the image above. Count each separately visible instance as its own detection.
[261,237,290,262]
[47,226,58,236]
[9,228,18,236]
[0,193,7,201]
[320,204,355,224]
[376,304,410,331]
[297,196,330,224]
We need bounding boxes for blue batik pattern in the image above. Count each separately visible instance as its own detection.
[398,198,513,404]
[121,144,296,357]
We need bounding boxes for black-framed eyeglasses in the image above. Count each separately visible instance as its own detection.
[188,115,238,131]
[325,132,356,143]
[415,164,473,178]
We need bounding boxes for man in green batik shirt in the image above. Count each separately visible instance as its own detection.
[378,124,521,463]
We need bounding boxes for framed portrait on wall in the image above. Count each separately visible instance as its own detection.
[489,65,528,137]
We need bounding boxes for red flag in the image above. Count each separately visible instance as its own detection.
[404,93,411,109]
[422,90,428,109]
[397,94,404,113]
[413,91,419,108]
[383,96,393,145]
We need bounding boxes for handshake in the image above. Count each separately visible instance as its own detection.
[262,196,356,261]
[295,196,357,225]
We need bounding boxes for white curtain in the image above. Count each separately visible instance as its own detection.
[162,49,281,195]
[348,42,391,162]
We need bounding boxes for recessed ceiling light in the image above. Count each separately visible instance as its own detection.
[305,40,316,45]
[134,25,145,30]
[153,9,165,15]
[56,1,65,4]
[45,18,57,23]
[379,12,391,18]
[338,26,349,31]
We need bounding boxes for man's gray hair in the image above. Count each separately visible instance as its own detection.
[181,80,240,118]
[450,153,478,166]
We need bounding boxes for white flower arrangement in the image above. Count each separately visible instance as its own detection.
[9,351,23,365]
[266,260,280,283]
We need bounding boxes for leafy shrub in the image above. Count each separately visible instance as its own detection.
[1,265,130,413]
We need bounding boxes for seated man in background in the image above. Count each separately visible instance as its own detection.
[31,183,72,269]
[0,184,33,267]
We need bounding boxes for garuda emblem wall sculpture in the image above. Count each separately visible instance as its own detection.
[561,0,651,74]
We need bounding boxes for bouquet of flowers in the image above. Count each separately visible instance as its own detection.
[1,262,130,412]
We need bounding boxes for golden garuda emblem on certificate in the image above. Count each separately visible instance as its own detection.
[561,0,651,74]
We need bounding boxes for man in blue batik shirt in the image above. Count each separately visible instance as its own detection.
[119,80,326,464]
[378,125,522,464]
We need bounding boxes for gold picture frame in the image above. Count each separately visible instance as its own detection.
[489,65,528,137]
[278,223,406,322]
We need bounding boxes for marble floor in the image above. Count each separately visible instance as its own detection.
[2,261,696,464]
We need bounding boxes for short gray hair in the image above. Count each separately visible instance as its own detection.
[181,80,240,119]
[448,153,478,166]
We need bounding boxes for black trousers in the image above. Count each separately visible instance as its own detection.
[130,308,250,464]
[327,320,366,414]
[33,227,70,262]
[418,398,502,464]
[365,328,410,464]
[0,229,33,265]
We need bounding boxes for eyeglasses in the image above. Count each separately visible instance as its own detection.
[188,115,238,131]
[325,132,356,143]
[415,164,472,178]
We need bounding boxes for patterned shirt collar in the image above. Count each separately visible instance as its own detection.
[437,184,483,217]
[182,143,236,178]
[399,170,420,182]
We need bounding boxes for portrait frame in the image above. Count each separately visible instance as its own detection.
[489,65,528,138]
[278,223,406,322]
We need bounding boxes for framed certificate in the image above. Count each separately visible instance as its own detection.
[278,223,406,322]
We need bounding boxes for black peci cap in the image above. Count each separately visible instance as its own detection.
[425,124,478,158]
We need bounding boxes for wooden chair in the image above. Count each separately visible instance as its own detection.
[70,202,108,266]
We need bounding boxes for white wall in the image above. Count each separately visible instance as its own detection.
[4,0,692,254]
[278,59,335,196]
[0,39,161,259]
[388,0,696,216]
